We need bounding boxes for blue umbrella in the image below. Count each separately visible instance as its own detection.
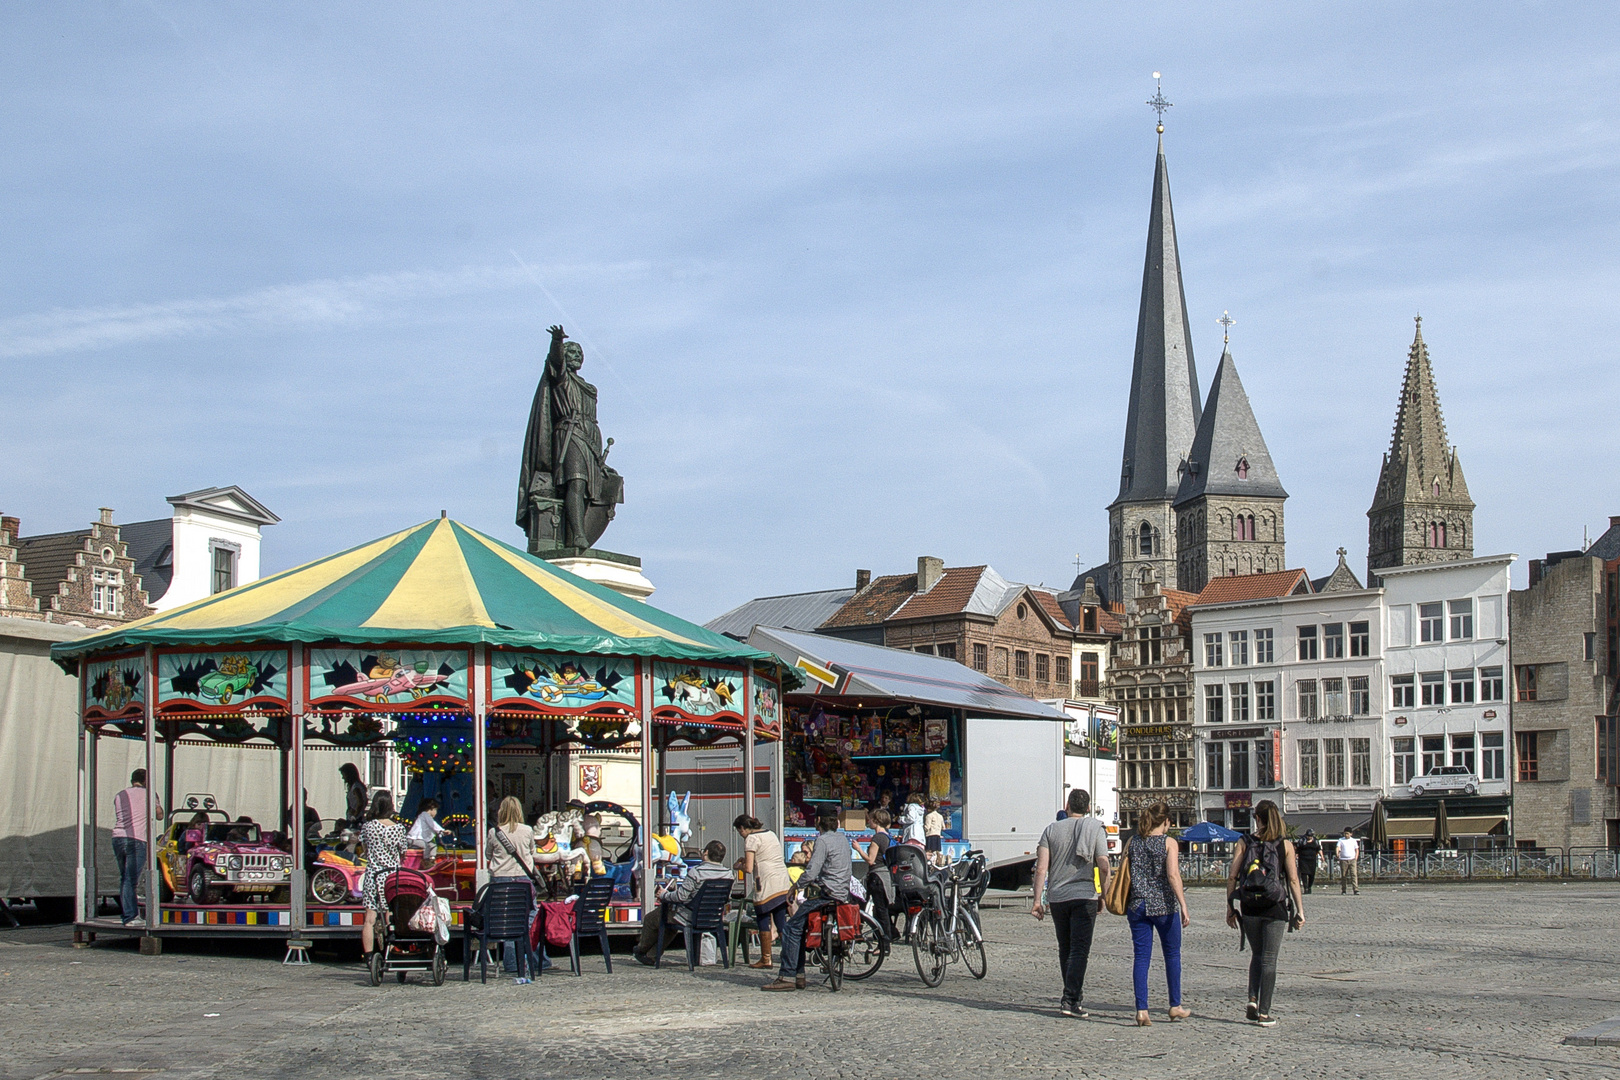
[1180,821,1243,844]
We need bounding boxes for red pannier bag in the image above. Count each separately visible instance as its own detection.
[804,908,826,950]
[835,902,862,943]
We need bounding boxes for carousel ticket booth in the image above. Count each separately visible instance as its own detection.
[57,517,786,953]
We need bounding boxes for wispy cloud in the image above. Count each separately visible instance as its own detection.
[0,262,647,359]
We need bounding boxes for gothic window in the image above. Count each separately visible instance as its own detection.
[1139,521,1154,556]
[1432,479,1441,497]
[1236,457,1250,480]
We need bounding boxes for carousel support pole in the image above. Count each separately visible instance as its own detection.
[742,668,755,820]
[472,643,489,891]
[141,646,161,955]
[639,661,654,921]
[75,713,87,931]
[162,729,175,828]
[285,648,310,965]
[78,658,96,932]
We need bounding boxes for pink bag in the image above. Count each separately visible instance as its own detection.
[540,900,575,948]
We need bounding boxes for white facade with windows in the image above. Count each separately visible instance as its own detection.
[1192,588,1386,827]
[146,488,279,610]
[1379,555,1515,801]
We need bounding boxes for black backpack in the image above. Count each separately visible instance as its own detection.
[1237,836,1288,914]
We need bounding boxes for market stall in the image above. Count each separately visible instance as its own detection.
[747,626,1070,875]
[55,516,786,948]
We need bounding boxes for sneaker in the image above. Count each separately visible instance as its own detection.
[1255,1015,1278,1027]
[1059,1000,1077,1017]
[123,917,145,929]
[1246,1002,1259,1021]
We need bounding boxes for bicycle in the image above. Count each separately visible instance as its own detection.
[909,850,988,987]
[802,900,863,991]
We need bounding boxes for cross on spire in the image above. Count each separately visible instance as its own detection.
[1148,73,1172,134]
[1218,310,1235,345]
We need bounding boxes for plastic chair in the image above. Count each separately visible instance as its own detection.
[463,878,535,984]
[653,877,732,972]
[569,876,616,975]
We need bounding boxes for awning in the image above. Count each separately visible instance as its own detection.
[1286,812,1372,837]
[748,625,1069,722]
[1385,815,1507,838]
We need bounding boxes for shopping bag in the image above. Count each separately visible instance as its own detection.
[432,896,451,945]
[1103,840,1132,916]
[698,933,717,966]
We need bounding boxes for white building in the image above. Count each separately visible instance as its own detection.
[1378,555,1515,801]
[123,487,280,609]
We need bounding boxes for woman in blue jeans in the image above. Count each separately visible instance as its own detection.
[1125,801,1191,1026]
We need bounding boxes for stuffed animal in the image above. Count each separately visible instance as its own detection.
[666,790,693,845]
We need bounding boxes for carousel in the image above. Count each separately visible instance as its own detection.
[56,515,787,951]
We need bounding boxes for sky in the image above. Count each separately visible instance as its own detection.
[3,4,1618,622]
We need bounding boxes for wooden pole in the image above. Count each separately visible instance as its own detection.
[288,647,307,937]
[76,658,92,925]
[639,660,654,920]
[472,643,489,891]
[742,667,755,820]
[142,646,160,950]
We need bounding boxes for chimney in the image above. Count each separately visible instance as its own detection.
[855,569,871,591]
[1081,576,1100,606]
[1610,515,1620,530]
[0,516,17,542]
[98,508,115,525]
[917,556,944,594]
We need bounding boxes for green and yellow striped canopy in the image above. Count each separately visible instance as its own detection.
[52,517,772,667]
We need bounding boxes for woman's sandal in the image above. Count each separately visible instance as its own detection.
[1168,1006,1191,1022]
[1135,1011,1152,1027]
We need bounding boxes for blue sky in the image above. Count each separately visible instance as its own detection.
[3,5,1617,620]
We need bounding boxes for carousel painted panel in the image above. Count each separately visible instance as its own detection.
[652,662,745,728]
[156,648,291,737]
[83,653,146,725]
[752,678,782,740]
[307,647,471,712]
[488,652,641,751]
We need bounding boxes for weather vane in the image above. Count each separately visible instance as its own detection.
[1218,310,1235,345]
[1148,72,1172,134]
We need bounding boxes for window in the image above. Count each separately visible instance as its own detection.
[1254,628,1274,664]
[914,644,935,655]
[1139,521,1154,556]
[1515,665,1537,701]
[1420,671,1445,706]
[993,647,1008,676]
[1349,621,1370,657]
[1481,731,1504,781]
[1421,735,1445,776]
[1297,679,1318,719]
[1297,626,1318,661]
[1015,650,1030,679]
[1479,666,1503,702]
[1034,653,1050,682]
[936,642,957,661]
[1323,623,1345,659]
[1349,676,1370,716]
[1298,740,1320,788]
[1419,602,1444,642]
[1138,626,1162,664]
[1393,737,1416,785]
[91,570,122,616]
[1229,630,1249,666]
[1450,669,1475,705]
[1204,634,1223,667]
[972,643,988,672]
[1599,716,1620,784]
[1256,737,1274,788]
[1322,678,1346,717]
[1450,733,1475,773]
[1449,599,1473,641]
[1079,653,1098,690]
[1586,632,1598,662]
[1054,655,1069,684]
[1205,683,1225,723]
[1324,738,1346,786]
[1083,607,1097,632]
[1351,738,1371,786]
[1236,457,1250,480]
[1254,681,1275,721]
[1205,742,1224,789]
[1516,732,1539,782]
[1230,682,1250,722]
[1229,741,1250,789]
[211,545,237,594]
[1391,674,1415,708]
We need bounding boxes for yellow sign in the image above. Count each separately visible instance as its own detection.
[796,657,838,688]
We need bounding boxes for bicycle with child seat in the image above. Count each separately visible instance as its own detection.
[802,899,864,991]
[908,850,988,987]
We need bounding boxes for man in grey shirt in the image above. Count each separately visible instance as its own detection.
[1031,789,1111,1017]
[761,810,852,991]
[635,840,732,965]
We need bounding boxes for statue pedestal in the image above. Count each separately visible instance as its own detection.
[544,548,655,602]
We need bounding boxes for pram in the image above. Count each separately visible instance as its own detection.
[368,867,448,986]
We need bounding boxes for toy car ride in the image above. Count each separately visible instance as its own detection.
[158,795,294,905]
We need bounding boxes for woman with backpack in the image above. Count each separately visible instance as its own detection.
[1225,799,1305,1026]
[1124,801,1191,1026]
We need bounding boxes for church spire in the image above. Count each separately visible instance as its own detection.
[1367,317,1475,580]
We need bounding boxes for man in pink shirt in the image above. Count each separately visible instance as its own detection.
[112,770,161,927]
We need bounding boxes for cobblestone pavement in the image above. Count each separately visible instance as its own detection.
[5,883,1620,1080]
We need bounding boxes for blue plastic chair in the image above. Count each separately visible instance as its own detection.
[570,876,617,975]
[463,878,535,983]
[653,877,732,972]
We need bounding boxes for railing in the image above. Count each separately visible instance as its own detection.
[1174,847,1620,883]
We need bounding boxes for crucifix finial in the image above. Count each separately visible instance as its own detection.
[1074,553,1085,574]
[1148,73,1171,134]
[1218,310,1235,345]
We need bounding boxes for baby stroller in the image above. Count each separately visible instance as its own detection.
[368,867,448,986]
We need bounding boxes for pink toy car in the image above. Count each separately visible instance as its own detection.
[159,810,293,905]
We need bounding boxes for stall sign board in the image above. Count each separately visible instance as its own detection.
[653,662,745,725]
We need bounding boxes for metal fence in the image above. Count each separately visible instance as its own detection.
[1175,846,1620,883]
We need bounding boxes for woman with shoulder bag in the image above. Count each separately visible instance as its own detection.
[486,796,542,974]
[735,814,793,969]
[1225,799,1305,1026]
[1123,802,1191,1026]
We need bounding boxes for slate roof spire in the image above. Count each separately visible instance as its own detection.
[1370,316,1473,513]
[1173,344,1286,505]
[1112,133,1202,508]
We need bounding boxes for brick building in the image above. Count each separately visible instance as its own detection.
[0,509,153,629]
[1509,521,1620,850]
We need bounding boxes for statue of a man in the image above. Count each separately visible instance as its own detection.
[516,325,623,552]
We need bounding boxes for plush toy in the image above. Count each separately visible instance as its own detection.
[666,790,693,845]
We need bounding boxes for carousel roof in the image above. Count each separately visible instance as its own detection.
[51,517,776,668]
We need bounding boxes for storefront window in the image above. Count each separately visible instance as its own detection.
[1298,740,1320,788]
[1230,741,1250,789]
[783,705,958,830]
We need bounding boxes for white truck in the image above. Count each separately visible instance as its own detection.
[962,716,1065,888]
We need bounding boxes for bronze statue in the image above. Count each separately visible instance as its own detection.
[516,325,623,553]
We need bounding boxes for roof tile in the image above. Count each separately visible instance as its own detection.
[1191,569,1312,607]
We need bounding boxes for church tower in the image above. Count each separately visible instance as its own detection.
[1172,337,1287,593]
[1367,317,1475,584]
[1106,129,1202,602]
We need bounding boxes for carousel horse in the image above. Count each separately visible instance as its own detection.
[533,809,592,888]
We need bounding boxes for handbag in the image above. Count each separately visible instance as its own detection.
[493,827,546,893]
[1103,838,1132,916]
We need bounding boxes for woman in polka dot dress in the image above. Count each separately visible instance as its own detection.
[359,791,407,955]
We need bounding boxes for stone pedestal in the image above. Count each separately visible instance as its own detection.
[544,548,655,602]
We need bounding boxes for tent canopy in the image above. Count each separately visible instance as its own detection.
[1181,821,1242,843]
[749,625,1069,722]
[52,518,777,669]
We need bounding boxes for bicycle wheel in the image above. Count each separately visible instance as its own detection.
[912,909,946,987]
[959,929,987,979]
[827,943,844,991]
[844,913,888,981]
